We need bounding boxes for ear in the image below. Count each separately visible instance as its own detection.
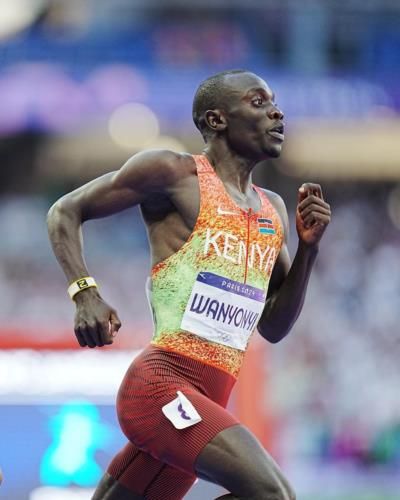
[204,109,227,133]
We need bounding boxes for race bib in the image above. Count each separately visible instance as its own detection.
[162,391,202,429]
[181,272,266,350]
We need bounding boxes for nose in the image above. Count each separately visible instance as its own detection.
[268,105,284,121]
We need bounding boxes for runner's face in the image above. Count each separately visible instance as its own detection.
[222,73,285,160]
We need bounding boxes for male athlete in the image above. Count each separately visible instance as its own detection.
[48,70,331,500]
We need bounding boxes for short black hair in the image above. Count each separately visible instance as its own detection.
[192,69,249,141]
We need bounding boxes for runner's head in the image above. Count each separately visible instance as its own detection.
[192,70,284,160]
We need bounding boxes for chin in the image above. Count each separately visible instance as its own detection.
[260,145,282,159]
[269,147,282,158]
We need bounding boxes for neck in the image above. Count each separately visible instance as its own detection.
[202,141,257,195]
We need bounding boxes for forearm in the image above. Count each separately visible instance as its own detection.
[47,199,91,284]
[258,241,318,343]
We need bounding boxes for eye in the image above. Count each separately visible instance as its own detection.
[252,97,264,106]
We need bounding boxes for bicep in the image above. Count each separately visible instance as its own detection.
[54,169,143,222]
[69,171,143,221]
[56,149,180,221]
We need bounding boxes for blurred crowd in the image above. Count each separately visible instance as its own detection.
[270,187,400,468]
[2,1,400,74]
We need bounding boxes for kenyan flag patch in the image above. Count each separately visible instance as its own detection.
[257,218,276,235]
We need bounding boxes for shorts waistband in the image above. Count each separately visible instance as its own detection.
[143,343,237,406]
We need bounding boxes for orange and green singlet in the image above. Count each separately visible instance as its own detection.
[148,154,284,378]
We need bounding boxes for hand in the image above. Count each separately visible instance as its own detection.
[296,183,331,247]
[73,288,121,348]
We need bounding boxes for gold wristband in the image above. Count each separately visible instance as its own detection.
[67,277,98,300]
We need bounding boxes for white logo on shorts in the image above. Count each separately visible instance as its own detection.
[161,391,202,429]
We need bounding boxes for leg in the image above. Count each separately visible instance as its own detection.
[195,425,296,500]
[92,441,196,500]
[214,496,239,500]
[92,473,144,500]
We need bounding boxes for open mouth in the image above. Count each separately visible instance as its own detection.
[267,124,285,140]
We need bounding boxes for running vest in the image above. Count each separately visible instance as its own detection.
[149,155,284,377]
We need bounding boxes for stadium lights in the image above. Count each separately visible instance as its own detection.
[108,103,160,150]
[0,0,47,40]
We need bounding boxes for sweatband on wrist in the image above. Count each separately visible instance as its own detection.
[68,277,98,300]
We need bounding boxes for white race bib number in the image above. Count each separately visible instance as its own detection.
[181,272,266,351]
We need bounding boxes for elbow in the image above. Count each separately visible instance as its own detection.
[47,196,81,234]
[47,199,66,232]
[257,323,289,344]
[260,333,283,344]
[266,336,282,344]
[47,201,60,226]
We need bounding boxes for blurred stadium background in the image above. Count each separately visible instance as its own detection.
[0,1,400,499]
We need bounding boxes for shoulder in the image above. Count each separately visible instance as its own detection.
[113,149,196,192]
[258,187,289,237]
[259,187,287,217]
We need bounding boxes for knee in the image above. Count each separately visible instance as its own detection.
[286,483,296,500]
[269,482,296,500]
[250,479,296,500]
[279,476,296,500]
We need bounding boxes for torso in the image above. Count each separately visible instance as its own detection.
[140,153,283,268]
[141,154,285,378]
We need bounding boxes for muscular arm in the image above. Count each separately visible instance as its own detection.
[257,184,331,344]
[47,149,183,347]
[47,149,182,283]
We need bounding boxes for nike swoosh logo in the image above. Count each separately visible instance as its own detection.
[217,207,239,216]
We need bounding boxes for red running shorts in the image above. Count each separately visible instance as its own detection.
[107,343,239,498]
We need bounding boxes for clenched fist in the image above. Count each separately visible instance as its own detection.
[73,287,121,348]
[296,183,331,247]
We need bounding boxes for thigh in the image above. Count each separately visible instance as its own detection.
[194,424,293,499]
[117,360,239,475]
[99,442,196,500]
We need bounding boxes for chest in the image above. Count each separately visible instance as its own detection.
[169,172,263,230]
